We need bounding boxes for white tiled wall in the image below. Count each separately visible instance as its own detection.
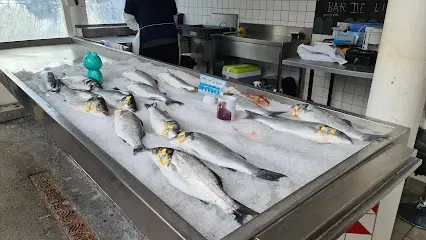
[176,0,373,115]
[175,0,317,27]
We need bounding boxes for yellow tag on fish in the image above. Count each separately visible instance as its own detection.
[114,109,123,119]
[161,123,175,136]
[157,148,169,166]
[291,105,300,117]
[84,103,95,113]
[320,126,337,135]
[177,132,187,143]
[123,96,132,105]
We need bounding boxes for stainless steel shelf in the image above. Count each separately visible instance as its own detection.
[282,56,375,79]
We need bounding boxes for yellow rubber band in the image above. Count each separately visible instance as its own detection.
[157,148,169,166]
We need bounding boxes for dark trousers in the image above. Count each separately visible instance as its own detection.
[140,42,179,65]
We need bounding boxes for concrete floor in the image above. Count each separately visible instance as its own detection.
[392,178,426,240]
[0,117,146,240]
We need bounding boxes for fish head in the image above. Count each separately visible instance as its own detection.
[144,102,157,111]
[170,131,194,146]
[149,147,175,167]
[85,97,109,116]
[291,104,309,117]
[317,126,353,144]
[85,79,103,90]
[120,95,137,112]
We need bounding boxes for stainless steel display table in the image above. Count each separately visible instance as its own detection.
[0,37,421,240]
[282,56,375,105]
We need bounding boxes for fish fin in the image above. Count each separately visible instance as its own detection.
[254,169,287,181]
[233,200,259,225]
[112,87,120,90]
[211,171,223,188]
[133,145,148,155]
[343,119,353,127]
[144,102,157,109]
[268,111,287,118]
[243,111,261,120]
[199,200,209,205]
[362,134,386,142]
[121,138,127,143]
[165,99,184,106]
[227,168,237,172]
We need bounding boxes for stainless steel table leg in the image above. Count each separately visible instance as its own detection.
[327,73,335,106]
[298,68,306,99]
[307,69,314,102]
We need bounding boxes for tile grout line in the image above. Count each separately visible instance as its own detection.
[403,226,414,239]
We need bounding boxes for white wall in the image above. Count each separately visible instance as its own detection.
[176,0,317,27]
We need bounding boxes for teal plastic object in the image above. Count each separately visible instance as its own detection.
[83,51,103,84]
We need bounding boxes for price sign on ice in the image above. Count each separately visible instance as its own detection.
[198,74,227,97]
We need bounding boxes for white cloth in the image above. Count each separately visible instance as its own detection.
[297,43,348,65]
[124,13,140,55]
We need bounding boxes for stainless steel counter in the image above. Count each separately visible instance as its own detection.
[282,56,375,106]
[0,37,421,240]
[211,24,311,92]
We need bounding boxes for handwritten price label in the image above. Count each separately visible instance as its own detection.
[198,74,227,98]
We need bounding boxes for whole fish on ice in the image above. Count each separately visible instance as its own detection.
[145,103,181,139]
[158,71,197,92]
[127,82,183,106]
[61,76,102,91]
[114,109,146,155]
[291,104,384,141]
[123,70,158,88]
[91,85,137,112]
[170,132,286,181]
[57,82,109,116]
[244,111,352,144]
[230,94,286,117]
[148,147,258,224]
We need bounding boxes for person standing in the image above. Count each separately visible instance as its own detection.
[124,0,179,65]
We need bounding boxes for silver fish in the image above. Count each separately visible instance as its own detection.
[170,132,286,181]
[127,82,183,106]
[148,147,258,224]
[41,71,59,92]
[123,70,158,88]
[244,111,352,144]
[231,94,286,117]
[57,82,109,116]
[158,72,197,92]
[114,109,146,155]
[92,86,137,112]
[291,104,384,141]
[144,103,181,139]
[61,76,102,91]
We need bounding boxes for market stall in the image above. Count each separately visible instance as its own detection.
[0,37,421,240]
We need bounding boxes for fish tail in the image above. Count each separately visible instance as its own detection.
[133,145,148,155]
[268,111,287,118]
[362,134,386,142]
[255,169,287,181]
[233,201,259,225]
[243,111,261,120]
[144,102,157,109]
[165,99,184,106]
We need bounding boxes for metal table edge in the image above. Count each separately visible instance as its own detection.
[255,144,421,240]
